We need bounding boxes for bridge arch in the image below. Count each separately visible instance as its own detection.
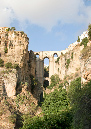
[35,52,40,58]
[34,51,62,85]
[53,53,58,57]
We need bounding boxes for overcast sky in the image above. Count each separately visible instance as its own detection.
[0,0,91,64]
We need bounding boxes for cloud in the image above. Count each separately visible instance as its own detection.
[0,0,91,30]
[0,1,14,27]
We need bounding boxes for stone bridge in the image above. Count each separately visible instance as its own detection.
[34,51,66,86]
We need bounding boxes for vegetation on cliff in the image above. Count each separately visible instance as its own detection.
[20,81,72,129]
[0,58,4,67]
[81,45,91,59]
[80,37,89,47]
[47,74,60,89]
[68,78,91,129]
[20,76,91,129]
[77,36,80,42]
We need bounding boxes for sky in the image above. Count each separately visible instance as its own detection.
[0,0,91,64]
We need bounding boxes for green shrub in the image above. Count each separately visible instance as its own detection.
[66,59,70,69]
[1,70,9,74]
[0,58,4,67]
[4,47,8,53]
[11,27,16,31]
[42,88,69,115]
[5,62,13,68]
[68,78,91,129]
[71,52,73,59]
[47,74,60,89]
[15,94,27,106]
[6,28,10,31]
[20,31,24,36]
[68,77,81,102]
[67,59,70,64]
[9,114,17,124]
[13,64,19,69]
[55,57,60,63]
[21,110,73,129]
[21,87,72,129]
[77,36,80,42]
[81,45,91,59]
[80,37,89,47]
[30,74,38,93]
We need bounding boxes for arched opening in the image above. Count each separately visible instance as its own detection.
[36,53,39,58]
[43,57,49,88]
[43,80,49,89]
[54,53,59,64]
[44,57,49,78]
[53,53,58,57]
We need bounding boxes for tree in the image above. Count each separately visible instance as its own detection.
[5,62,13,68]
[68,78,91,129]
[21,88,72,129]
[80,37,89,47]
[47,74,60,89]
[11,27,16,31]
[42,89,69,115]
[21,110,73,129]
[77,36,80,42]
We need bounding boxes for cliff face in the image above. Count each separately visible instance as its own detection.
[55,44,83,81]
[54,41,91,84]
[80,42,91,84]
[0,28,37,99]
[0,28,37,129]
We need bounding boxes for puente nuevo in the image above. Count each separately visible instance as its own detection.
[34,51,63,85]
